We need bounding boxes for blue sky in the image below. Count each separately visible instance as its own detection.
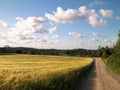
[0,0,120,49]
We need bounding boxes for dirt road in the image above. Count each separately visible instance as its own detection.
[76,58,120,90]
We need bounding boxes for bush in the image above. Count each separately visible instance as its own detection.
[106,54,120,74]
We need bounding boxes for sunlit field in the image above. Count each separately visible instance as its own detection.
[0,55,93,90]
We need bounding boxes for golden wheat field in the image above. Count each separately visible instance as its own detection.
[0,54,93,90]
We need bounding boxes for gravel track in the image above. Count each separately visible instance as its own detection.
[76,58,120,90]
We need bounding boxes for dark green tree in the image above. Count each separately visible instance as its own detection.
[98,46,112,58]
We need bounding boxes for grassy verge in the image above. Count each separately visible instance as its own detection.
[0,55,93,90]
[103,54,120,75]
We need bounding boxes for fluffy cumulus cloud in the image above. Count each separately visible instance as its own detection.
[49,27,58,34]
[11,16,46,35]
[78,6,98,16]
[88,15,107,27]
[79,6,107,27]
[0,16,60,47]
[100,9,113,18]
[45,7,85,23]
[45,6,96,24]
[0,20,8,28]
[68,32,83,38]
[46,6,110,27]
[7,17,59,42]
[4,16,48,44]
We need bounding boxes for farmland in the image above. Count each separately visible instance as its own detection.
[0,55,93,90]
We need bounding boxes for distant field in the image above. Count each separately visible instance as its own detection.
[0,55,93,90]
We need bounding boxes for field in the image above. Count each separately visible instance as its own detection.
[0,54,93,90]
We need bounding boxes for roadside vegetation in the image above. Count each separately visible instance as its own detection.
[0,55,93,90]
[98,31,120,75]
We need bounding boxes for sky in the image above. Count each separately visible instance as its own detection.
[0,0,120,49]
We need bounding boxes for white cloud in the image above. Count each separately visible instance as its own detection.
[1,17,47,46]
[10,16,46,36]
[68,32,83,38]
[7,17,58,42]
[0,16,63,49]
[0,16,59,47]
[100,9,113,18]
[116,16,120,20]
[89,38,98,42]
[45,7,85,23]
[49,27,58,34]
[89,0,104,7]
[46,6,109,27]
[0,20,8,28]
[52,35,60,39]
[79,6,98,16]
[45,6,98,24]
[88,15,107,27]
[79,6,107,27]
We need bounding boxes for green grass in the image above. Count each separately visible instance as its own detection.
[0,54,93,90]
[105,54,120,75]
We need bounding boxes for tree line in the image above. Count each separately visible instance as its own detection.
[0,46,98,57]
